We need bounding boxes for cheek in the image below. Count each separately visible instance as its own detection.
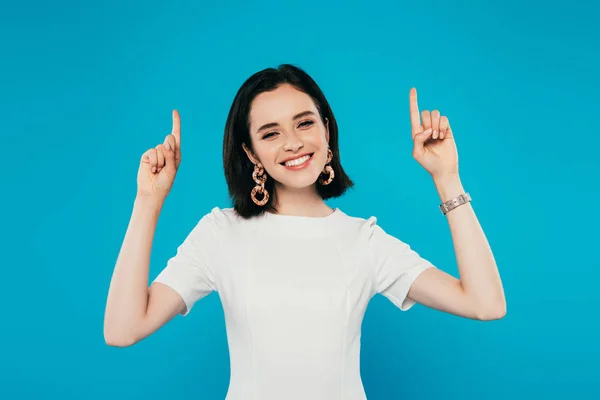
[307,127,328,146]
[254,145,280,171]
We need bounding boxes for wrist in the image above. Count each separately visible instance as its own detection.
[433,173,464,202]
[134,194,165,213]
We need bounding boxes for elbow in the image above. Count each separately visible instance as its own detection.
[476,302,507,321]
[105,336,135,347]
[104,333,136,347]
[104,327,137,347]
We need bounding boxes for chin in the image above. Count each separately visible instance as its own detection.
[278,179,319,190]
[272,172,321,190]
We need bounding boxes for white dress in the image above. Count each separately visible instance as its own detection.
[153,207,436,400]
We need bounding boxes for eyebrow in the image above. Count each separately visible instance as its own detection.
[256,111,316,134]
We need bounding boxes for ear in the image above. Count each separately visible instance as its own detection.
[242,143,260,165]
[325,117,330,143]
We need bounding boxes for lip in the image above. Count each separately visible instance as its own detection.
[280,153,314,170]
[280,152,313,164]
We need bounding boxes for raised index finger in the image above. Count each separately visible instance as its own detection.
[409,88,422,134]
[171,109,181,149]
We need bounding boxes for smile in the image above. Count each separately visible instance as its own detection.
[280,153,314,170]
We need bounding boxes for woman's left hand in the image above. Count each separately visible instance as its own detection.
[409,88,459,180]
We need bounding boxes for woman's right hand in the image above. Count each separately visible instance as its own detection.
[137,110,182,199]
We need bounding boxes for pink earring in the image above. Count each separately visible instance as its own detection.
[318,149,335,185]
[251,162,269,206]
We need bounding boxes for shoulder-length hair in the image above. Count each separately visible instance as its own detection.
[223,64,354,219]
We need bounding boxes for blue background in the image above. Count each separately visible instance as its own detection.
[1,0,598,399]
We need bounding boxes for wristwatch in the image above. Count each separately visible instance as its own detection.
[439,193,471,215]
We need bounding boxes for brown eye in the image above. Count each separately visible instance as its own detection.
[299,120,314,128]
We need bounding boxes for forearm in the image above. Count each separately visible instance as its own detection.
[104,195,164,344]
[434,173,506,319]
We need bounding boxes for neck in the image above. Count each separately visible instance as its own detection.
[271,183,334,217]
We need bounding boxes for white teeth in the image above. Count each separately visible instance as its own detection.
[284,154,311,167]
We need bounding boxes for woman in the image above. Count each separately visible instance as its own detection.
[104,64,505,399]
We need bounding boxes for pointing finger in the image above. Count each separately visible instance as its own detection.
[172,109,181,150]
[409,88,422,136]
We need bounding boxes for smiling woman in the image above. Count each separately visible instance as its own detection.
[104,63,506,400]
[223,65,354,218]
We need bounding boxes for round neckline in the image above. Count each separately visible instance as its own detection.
[263,207,340,221]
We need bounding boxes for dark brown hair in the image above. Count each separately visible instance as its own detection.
[223,64,354,219]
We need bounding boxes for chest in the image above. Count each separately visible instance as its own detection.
[217,233,375,328]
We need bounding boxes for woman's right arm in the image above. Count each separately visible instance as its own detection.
[103,196,185,347]
[104,110,184,347]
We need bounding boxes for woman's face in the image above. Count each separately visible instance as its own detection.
[244,84,330,190]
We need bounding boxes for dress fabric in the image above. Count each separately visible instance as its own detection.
[153,207,436,400]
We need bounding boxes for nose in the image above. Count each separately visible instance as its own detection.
[282,130,303,152]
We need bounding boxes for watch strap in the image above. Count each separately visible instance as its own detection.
[439,193,471,215]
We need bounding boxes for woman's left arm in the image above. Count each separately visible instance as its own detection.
[407,173,506,321]
[405,88,506,321]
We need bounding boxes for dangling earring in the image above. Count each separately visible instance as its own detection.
[251,162,269,206]
[318,149,335,185]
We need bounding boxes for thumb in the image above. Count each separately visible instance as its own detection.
[162,138,177,178]
[413,128,433,151]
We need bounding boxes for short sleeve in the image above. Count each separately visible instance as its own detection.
[152,207,223,316]
[367,216,436,311]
